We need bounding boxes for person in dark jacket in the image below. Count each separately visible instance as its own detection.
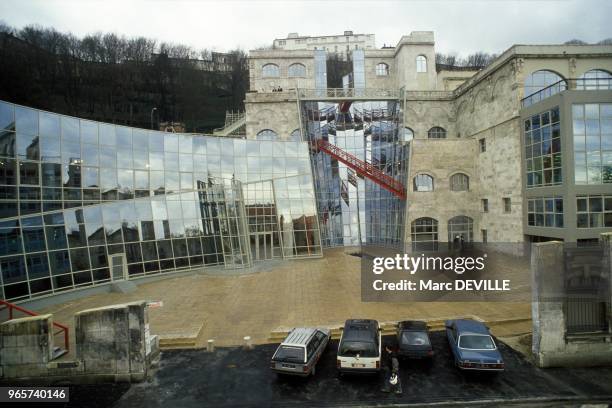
[381,345,403,394]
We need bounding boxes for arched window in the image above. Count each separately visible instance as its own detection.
[416,55,427,73]
[401,127,414,142]
[256,129,278,141]
[524,70,566,98]
[376,63,389,76]
[413,174,434,192]
[577,69,612,90]
[450,173,469,191]
[288,63,306,77]
[262,63,279,78]
[289,129,301,141]
[411,217,438,251]
[448,216,474,244]
[427,126,447,139]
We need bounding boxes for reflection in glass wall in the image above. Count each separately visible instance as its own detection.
[0,100,321,301]
[301,100,407,248]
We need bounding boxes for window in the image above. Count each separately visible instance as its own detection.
[525,107,562,187]
[288,63,306,77]
[573,103,612,184]
[401,127,414,142]
[376,63,389,76]
[289,129,302,141]
[481,229,487,243]
[448,216,473,243]
[411,218,438,251]
[428,127,446,139]
[278,40,286,46]
[481,199,489,213]
[528,197,563,227]
[479,138,486,152]
[577,69,612,90]
[503,197,511,213]
[450,173,469,191]
[416,55,427,73]
[413,174,434,192]
[262,64,279,78]
[576,195,612,228]
[256,129,278,141]
[523,70,566,99]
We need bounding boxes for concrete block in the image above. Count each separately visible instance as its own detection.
[15,363,48,378]
[2,348,21,365]
[111,281,137,293]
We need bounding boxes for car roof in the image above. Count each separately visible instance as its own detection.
[281,327,319,347]
[342,319,378,341]
[398,320,428,331]
[452,319,490,335]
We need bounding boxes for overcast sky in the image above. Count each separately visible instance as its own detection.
[1,0,611,56]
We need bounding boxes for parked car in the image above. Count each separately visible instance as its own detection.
[445,319,505,371]
[337,319,382,375]
[396,320,433,359]
[271,327,331,377]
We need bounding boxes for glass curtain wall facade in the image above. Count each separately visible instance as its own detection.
[0,100,321,301]
[301,100,408,248]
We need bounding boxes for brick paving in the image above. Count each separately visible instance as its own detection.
[40,248,532,349]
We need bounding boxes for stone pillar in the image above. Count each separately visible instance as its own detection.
[531,241,565,367]
[75,301,149,381]
[0,314,53,379]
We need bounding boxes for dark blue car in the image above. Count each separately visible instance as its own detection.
[445,319,504,371]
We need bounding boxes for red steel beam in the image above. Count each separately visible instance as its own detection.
[315,139,406,200]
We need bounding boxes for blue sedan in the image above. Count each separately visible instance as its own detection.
[445,319,505,371]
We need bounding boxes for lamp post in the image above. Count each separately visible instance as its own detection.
[150,107,157,130]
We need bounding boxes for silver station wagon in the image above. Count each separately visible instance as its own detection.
[271,327,331,377]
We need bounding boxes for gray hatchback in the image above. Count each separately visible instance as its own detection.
[271,327,331,377]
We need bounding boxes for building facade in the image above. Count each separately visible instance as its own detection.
[1,30,611,302]
[273,31,375,57]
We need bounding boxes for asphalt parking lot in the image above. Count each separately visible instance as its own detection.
[59,332,612,407]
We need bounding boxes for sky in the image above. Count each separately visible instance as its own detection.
[1,0,611,56]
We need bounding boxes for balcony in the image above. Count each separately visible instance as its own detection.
[522,78,612,108]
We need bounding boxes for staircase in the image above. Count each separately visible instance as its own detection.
[213,111,246,137]
[0,299,69,359]
[314,139,406,200]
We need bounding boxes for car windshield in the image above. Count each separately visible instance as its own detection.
[401,331,430,346]
[339,341,378,357]
[273,346,304,362]
[459,335,496,350]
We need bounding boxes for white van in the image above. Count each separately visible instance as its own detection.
[337,319,382,375]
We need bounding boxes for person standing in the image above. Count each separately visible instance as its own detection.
[381,345,403,395]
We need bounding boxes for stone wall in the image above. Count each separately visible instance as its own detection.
[404,138,479,248]
[75,301,149,381]
[0,314,54,379]
[244,93,300,139]
[404,99,457,139]
[531,237,612,367]
[248,50,316,92]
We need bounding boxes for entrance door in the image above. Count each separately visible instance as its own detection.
[110,254,127,281]
[252,232,274,261]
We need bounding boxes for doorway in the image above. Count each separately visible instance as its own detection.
[251,232,274,261]
[110,254,127,281]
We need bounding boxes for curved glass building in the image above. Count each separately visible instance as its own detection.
[0,100,321,301]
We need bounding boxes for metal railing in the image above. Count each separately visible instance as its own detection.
[0,299,70,352]
[298,88,400,100]
[522,78,612,108]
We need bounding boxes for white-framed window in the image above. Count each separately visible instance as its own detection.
[416,55,427,73]
[428,126,446,139]
[413,174,434,192]
[376,63,389,76]
[262,64,279,78]
[288,63,306,77]
[256,129,278,141]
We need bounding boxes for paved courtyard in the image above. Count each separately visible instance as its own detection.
[39,248,533,351]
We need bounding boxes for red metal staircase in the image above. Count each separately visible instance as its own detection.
[314,139,406,200]
[0,299,69,357]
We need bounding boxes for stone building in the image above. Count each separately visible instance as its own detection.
[245,31,612,253]
[273,31,375,58]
